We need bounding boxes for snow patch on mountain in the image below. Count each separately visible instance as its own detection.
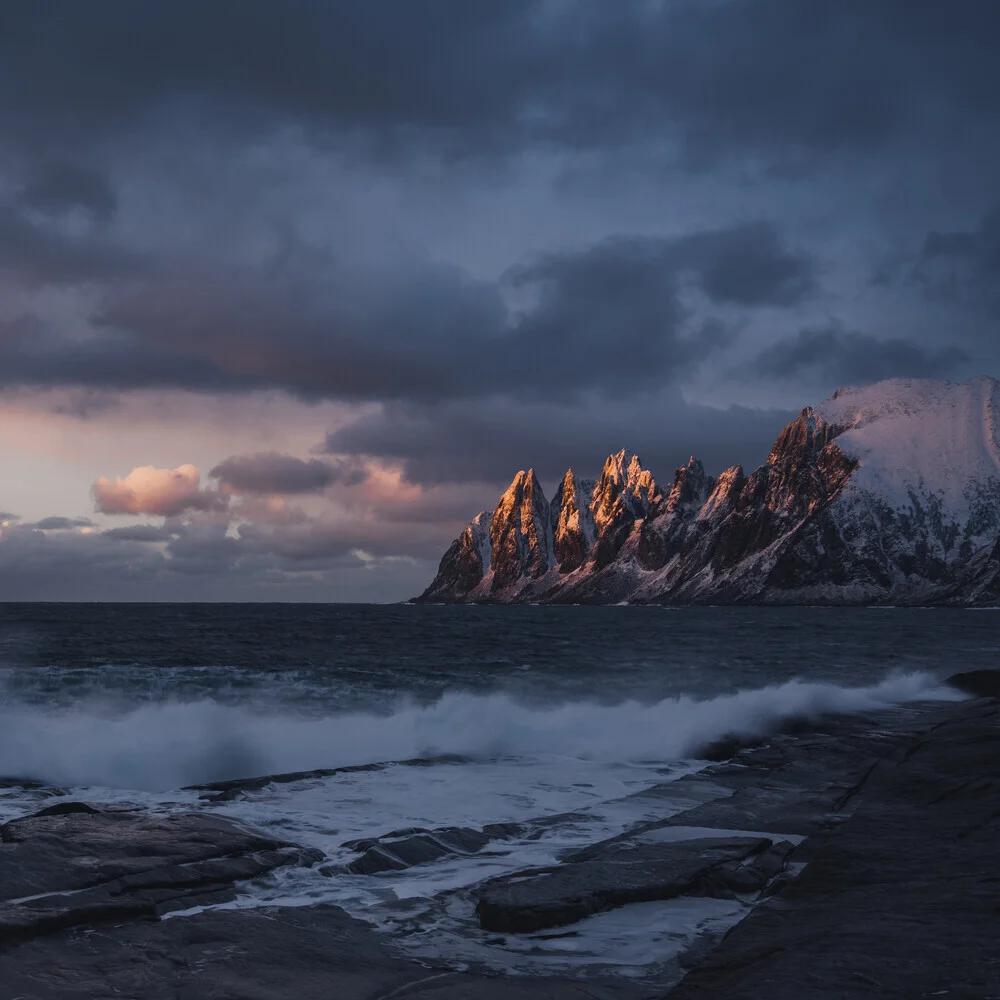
[817,376,1000,521]
[415,378,1000,606]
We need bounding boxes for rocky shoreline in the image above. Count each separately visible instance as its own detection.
[0,674,997,998]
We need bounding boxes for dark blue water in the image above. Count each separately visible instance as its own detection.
[0,604,995,713]
[0,602,985,988]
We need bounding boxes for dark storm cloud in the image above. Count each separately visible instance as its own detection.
[0,203,143,287]
[911,208,1000,316]
[92,249,506,402]
[209,453,367,494]
[628,1,1000,160]
[102,524,175,542]
[0,1,537,151]
[0,2,997,605]
[17,163,117,222]
[3,223,809,402]
[0,325,228,392]
[26,516,96,531]
[677,225,816,307]
[2,2,998,162]
[753,326,970,384]
[509,225,815,319]
[325,396,797,488]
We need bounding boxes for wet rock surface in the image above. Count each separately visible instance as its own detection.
[0,689,996,998]
[667,697,1000,999]
[947,668,1000,698]
[341,824,504,875]
[0,807,323,944]
[0,903,632,1000]
[475,836,778,933]
[185,754,467,802]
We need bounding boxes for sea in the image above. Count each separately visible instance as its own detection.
[0,603,990,985]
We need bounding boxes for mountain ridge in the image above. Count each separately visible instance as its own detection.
[414,377,1000,605]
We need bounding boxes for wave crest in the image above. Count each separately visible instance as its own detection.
[0,672,961,791]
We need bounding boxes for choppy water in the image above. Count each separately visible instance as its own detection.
[0,604,989,983]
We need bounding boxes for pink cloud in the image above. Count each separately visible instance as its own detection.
[93,464,225,516]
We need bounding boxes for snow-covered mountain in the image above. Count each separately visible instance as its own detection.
[414,377,1000,605]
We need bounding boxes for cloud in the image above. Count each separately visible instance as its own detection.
[0,317,232,392]
[209,452,367,494]
[675,224,817,306]
[0,477,453,599]
[911,208,1000,316]
[92,464,224,516]
[25,515,96,531]
[2,3,998,604]
[753,325,969,384]
[102,523,176,542]
[2,222,810,404]
[0,529,430,604]
[1,3,998,163]
[326,393,796,487]
[0,201,145,287]
[0,516,430,601]
[17,162,117,222]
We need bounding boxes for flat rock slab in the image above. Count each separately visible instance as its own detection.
[0,805,323,944]
[0,806,299,898]
[666,700,1000,999]
[476,836,775,933]
[0,904,641,1000]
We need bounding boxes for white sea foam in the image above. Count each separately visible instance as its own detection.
[0,671,961,791]
[0,670,967,984]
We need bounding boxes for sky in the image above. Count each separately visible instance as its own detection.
[1,0,999,601]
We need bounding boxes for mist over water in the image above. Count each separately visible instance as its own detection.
[0,672,962,790]
[0,603,988,791]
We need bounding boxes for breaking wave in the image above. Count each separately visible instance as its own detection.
[0,672,961,791]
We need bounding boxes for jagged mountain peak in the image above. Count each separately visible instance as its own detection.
[766,407,842,466]
[600,449,637,486]
[501,467,541,491]
[551,468,597,573]
[698,465,746,521]
[595,450,658,504]
[665,456,710,513]
[489,467,552,592]
[554,467,588,492]
[416,377,1000,606]
[598,449,654,489]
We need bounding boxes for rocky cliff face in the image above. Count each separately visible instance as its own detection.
[415,377,1000,605]
[550,469,596,573]
[486,469,553,593]
[589,450,661,571]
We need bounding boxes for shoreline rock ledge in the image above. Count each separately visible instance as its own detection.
[415,376,1000,605]
[0,674,996,997]
[665,679,1000,999]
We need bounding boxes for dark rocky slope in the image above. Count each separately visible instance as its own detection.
[668,695,1000,999]
[415,377,1000,605]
